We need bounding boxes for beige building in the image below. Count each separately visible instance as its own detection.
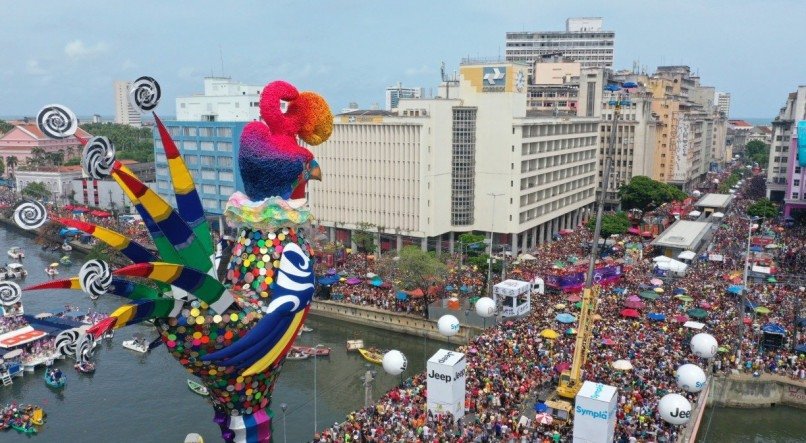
[309,62,599,254]
[114,80,142,127]
[766,86,806,202]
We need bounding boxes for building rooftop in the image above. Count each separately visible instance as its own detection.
[9,124,91,141]
[651,220,712,250]
[695,193,733,209]
[336,110,396,117]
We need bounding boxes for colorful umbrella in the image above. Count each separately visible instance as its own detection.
[623,300,644,309]
[567,294,582,302]
[554,361,571,373]
[767,277,777,283]
[755,306,771,314]
[640,291,659,300]
[673,288,687,295]
[726,284,743,294]
[601,338,616,346]
[650,278,663,286]
[555,313,577,324]
[574,301,583,309]
[540,329,560,339]
[627,295,641,302]
[687,308,708,319]
[673,314,689,323]
[555,303,567,310]
[648,313,666,321]
[620,308,640,318]
[612,359,633,370]
[699,301,712,309]
[534,402,548,413]
[535,412,554,425]
[676,295,694,302]
[346,277,362,285]
[565,328,577,335]
[654,287,664,293]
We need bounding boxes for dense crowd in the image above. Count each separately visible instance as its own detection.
[315,166,805,442]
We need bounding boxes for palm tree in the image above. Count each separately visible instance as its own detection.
[6,156,18,178]
[65,146,75,161]
[30,147,45,167]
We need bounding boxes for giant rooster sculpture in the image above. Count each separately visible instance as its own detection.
[11,77,333,442]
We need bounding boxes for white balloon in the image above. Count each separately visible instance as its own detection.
[676,364,707,393]
[382,350,407,376]
[437,314,460,336]
[690,333,718,359]
[658,393,692,425]
[475,297,496,318]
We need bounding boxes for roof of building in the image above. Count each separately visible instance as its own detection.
[651,220,712,250]
[728,120,753,128]
[336,110,396,117]
[13,123,91,140]
[695,193,733,209]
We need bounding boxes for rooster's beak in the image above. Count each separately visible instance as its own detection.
[309,160,322,181]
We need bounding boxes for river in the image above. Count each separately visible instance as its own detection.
[696,405,806,442]
[0,227,451,442]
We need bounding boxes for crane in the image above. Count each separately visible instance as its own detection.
[546,85,626,419]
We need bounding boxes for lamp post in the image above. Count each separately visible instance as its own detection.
[738,216,759,363]
[280,402,287,443]
[313,343,322,435]
[487,193,503,297]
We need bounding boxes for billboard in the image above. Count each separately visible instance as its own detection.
[427,349,466,421]
[573,381,618,443]
[493,279,531,317]
[545,265,623,292]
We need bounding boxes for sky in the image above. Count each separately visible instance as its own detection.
[1,0,804,119]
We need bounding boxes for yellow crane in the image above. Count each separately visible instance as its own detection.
[545,88,625,421]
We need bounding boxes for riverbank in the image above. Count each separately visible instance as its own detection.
[705,372,806,408]
[309,299,482,344]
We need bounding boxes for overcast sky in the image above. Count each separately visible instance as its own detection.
[1,0,803,119]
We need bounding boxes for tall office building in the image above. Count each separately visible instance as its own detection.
[715,91,731,117]
[385,82,424,111]
[114,80,142,127]
[309,62,599,254]
[766,86,806,218]
[505,17,615,72]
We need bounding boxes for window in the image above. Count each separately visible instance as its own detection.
[793,193,800,200]
[202,184,216,194]
[217,127,232,137]
[200,155,215,166]
[218,157,233,168]
[217,141,233,152]
[186,156,198,166]
[200,141,215,151]
[183,127,196,137]
[199,127,214,137]
[201,170,216,179]
[220,185,234,195]
[219,171,234,181]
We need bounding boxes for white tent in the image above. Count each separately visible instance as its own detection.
[711,212,725,218]
[688,210,702,218]
[518,253,538,261]
[656,258,688,273]
[677,250,696,261]
[683,321,705,330]
[653,255,671,263]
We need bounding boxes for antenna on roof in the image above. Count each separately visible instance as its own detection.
[440,61,447,82]
[219,45,225,77]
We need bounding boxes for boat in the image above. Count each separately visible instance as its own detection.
[0,263,27,281]
[61,242,72,252]
[45,265,59,277]
[43,370,66,389]
[7,247,24,260]
[122,336,150,353]
[358,348,384,365]
[30,408,45,426]
[284,349,310,361]
[187,379,209,397]
[74,361,96,374]
[11,422,37,435]
[59,255,72,266]
[291,345,331,357]
[346,339,364,351]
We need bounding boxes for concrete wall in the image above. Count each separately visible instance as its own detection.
[706,374,806,409]
[309,300,481,345]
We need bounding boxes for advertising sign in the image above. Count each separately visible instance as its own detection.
[427,349,466,420]
[573,381,618,443]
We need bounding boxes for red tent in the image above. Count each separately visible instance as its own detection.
[620,308,640,318]
[63,204,75,210]
[90,210,111,218]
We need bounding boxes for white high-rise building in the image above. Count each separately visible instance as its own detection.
[505,17,615,70]
[176,77,265,122]
[114,80,142,127]
[385,82,424,111]
[309,62,599,254]
[715,92,731,116]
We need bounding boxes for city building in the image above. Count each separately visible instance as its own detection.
[385,82,424,111]
[645,66,728,190]
[309,61,600,255]
[153,121,245,215]
[176,77,264,122]
[505,17,615,74]
[766,85,806,218]
[715,91,731,116]
[0,123,91,172]
[15,166,83,202]
[114,80,142,127]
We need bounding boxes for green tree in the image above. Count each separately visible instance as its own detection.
[0,157,5,177]
[80,122,155,162]
[467,253,503,274]
[586,212,630,237]
[457,233,486,255]
[6,156,18,177]
[619,176,687,212]
[352,222,377,253]
[747,198,778,219]
[30,147,46,167]
[745,140,769,166]
[0,120,13,134]
[21,181,51,199]
[86,243,117,263]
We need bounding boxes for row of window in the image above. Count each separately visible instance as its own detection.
[519,187,594,224]
[522,149,595,172]
[520,162,595,190]
[165,126,234,138]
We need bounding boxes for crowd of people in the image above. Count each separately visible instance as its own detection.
[315,165,805,442]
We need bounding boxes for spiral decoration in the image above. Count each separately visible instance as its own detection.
[0,281,21,306]
[55,329,81,357]
[13,200,47,230]
[128,76,161,112]
[79,260,113,300]
[82,136,116,179]
[36,104,78,139]
[76,333,95,363]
